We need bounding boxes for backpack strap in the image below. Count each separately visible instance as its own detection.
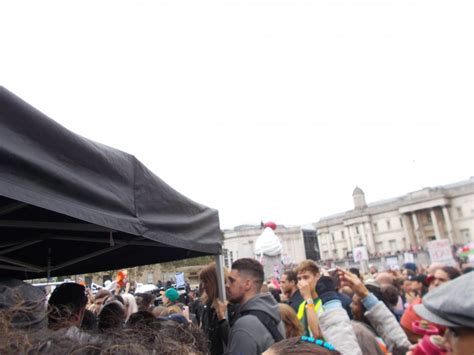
[239,309,284,343]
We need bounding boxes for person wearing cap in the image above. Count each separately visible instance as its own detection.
[413,272,474,355]
[406,274,428,298]
[400,267,461,343]
[403,263,418,276]
[162,288,179,307]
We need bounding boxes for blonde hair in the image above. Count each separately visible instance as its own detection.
[295,260,320,276]
[121,293,138,321]
[278,303,304,338]
[164,305,182,316]
[152,306,167,318]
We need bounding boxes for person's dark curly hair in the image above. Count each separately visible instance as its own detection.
[441,266,461,280]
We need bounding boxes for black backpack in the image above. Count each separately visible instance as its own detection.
[237,309,284,343]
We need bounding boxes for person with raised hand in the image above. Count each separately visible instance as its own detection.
[314,275,362,355]
[295,260,323,338]
[338,267,411,355]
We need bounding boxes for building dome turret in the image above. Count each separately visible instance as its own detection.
[353,186,367,209]
[353,186,364,196]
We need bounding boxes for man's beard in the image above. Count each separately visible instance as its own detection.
[227,291,244,304]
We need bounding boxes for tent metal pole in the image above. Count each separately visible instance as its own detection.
[0,256,44,272]
[0,202,27,216]
[0,240,42,256]
[50,244,126,272]
[0,220,113,232]
[47,248,51,282]
[0,240,29,248]
[0,264,39,272]
[215,253,227,303]
[45,235,173,247]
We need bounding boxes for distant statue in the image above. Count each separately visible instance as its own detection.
[255,222,283,280]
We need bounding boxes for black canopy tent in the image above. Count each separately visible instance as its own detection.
[0,87,224,282]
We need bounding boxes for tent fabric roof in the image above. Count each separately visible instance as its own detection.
[0,87,221,280]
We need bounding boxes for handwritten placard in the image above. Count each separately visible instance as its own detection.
[427,239,455,265]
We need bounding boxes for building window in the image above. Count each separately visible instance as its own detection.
[400,218,403,228]
[223,248,230,268]
[332,249,338,258]
[386,220,391,230]
[342,248,348,257]
[389,240,397,251]
[331,233,335,242]
[355,226,359,234]
[229,251,234,265]
[147,271,154,284]
[373,222,378,232]
[456,207,463,218]
[426,213,433,225]
[341,230,345,239]
[376,242,383,252]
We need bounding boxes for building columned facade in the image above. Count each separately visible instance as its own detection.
[222,224,319,267]
[316,178,474,261]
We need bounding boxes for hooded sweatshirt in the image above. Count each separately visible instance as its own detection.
[225,292,285,355]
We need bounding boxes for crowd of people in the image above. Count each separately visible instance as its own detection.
[0,257,473,354]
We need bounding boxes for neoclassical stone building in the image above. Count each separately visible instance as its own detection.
[316,177,474,261]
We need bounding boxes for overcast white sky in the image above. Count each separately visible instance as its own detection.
[1,0,473,229]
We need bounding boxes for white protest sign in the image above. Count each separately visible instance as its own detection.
[273,264,281,279]
[404,252,414,263]
[427,239,455,265]
[282,254,293,266]
[175,272,185,289]
[353,246,369,263]
[386,256,398,268]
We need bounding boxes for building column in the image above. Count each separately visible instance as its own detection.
[365,222,376,255]
[316,232,324,260]
[345,226,352,251]
[402,214,416,248]
[329,233,339,259]
[347,225,355,250]
[442,206,454,244]
[412,212,421,245]
[320,233,326,261]
[430,208,441,240]
[359,224,368,250]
